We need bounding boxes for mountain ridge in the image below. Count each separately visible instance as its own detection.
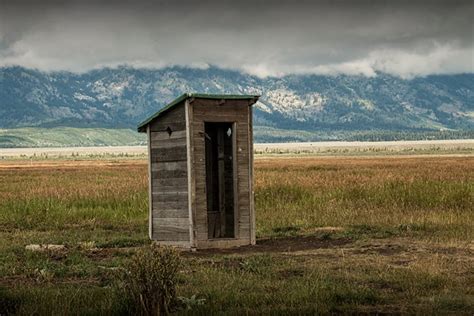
[1,66,472,135]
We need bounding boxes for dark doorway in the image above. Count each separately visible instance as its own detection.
[205,122,235,238]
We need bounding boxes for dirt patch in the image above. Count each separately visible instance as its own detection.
[191,236,352,256]
[82,247,137,261]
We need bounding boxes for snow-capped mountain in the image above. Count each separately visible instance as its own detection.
[1,66,473,132]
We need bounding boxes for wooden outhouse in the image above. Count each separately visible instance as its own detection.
[138,93,259,249]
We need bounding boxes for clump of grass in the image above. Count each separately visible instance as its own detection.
[32,268,55,283]
[272,225,301,237]
[239,254,273,275]
[116,245,182,315]
[178,295,206,311]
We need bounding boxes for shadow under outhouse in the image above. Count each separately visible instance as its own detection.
[138,93,259,249]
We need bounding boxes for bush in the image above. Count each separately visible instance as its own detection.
[117,245,182,315]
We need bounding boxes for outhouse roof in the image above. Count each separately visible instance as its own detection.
[137,93,259,132]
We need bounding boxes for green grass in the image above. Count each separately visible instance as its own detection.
[0,127,146,148]
[254,126,474,143]
[0,156,473,314]
[2,126,473,148]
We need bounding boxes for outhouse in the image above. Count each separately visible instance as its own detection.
[138,93,259,249]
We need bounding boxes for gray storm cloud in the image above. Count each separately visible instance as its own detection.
[0,0,472,77]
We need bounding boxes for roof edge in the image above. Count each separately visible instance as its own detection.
[137,93,259,132]
[137,93,188,133]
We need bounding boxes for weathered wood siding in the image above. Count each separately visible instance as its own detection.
[190,98,253,245]
[149,102,190,243]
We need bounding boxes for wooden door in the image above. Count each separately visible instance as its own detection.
[205,122,235,238]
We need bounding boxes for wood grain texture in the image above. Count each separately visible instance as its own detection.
[149,102,186,132]
[151,130,187,141]
[147,126,153,239]
[153,207,189,218]
[152,176,187,188]
[152,161,187,172]
[248,106,256,244]
[146,97,256,247]
[149,101,190,242]
[151,137,186,149]
[152,169,187,178]
[151,147,187,162]
[150,121,186,132]
[153,199,188,210]
[190,98,254,244]
[185,99,196,247]
[152,191,188,201]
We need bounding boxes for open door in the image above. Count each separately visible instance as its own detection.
[205,122,235,238]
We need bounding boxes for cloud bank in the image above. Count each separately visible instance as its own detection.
[0,0,472,78]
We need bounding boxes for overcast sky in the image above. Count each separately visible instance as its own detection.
[0,0,472,78]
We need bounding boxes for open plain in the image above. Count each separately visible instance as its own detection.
[0,154,473,314]
[1,139,474,159]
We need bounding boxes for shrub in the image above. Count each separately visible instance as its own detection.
[117,245,182,315]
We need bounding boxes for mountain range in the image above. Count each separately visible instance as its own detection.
[0,66,473,145]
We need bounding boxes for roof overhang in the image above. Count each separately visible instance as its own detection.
[137,93,260,133]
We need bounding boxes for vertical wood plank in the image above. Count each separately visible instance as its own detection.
[185,99,195,248]
[248,106,256,245]
[147,125,153,239]
[232,122,239,238]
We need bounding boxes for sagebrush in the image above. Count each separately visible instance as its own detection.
[117,245,182,315]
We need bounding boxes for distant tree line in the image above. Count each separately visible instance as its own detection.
[254,129,474,143]
[343,130,474,142]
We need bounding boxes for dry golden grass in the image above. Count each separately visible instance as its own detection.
[0,160,148,232]
[255,156,474,241]
[0,156,472,314]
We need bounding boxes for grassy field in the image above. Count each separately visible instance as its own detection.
[0,127,147,148]
[2,127,473,148]
[0,156,473,314]
[2,127,474,148]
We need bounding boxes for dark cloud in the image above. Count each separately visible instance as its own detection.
[0,0,472,77]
